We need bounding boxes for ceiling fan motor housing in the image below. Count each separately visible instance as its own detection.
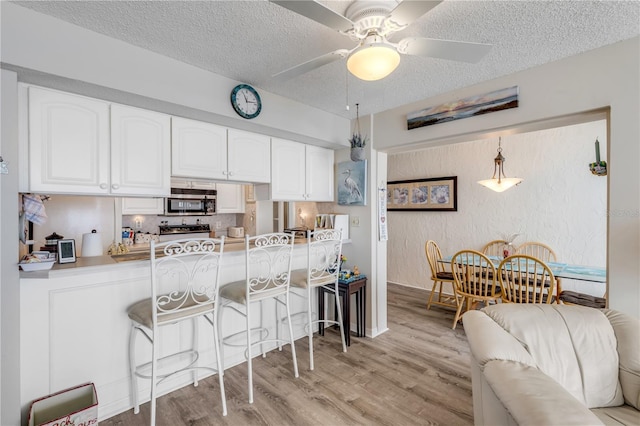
[344,1,403,39]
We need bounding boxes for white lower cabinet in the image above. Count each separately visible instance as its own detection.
[26,85,171,196]
[216,183,245,213]
[270,138,334,201]
[121,197,164,215]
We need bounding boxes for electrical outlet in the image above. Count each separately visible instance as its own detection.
[215,221,222,229]
[134,218,142,229]
[351,216,360,227]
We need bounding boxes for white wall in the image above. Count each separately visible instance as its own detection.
[1,69,21,426]
[373,37,640,317]
[387,120,607,296]
[0,3,349,148]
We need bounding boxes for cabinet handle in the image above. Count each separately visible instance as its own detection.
[111,184,120,190]
[99,183,108,190]
[222,171,227,175]
[228,171,233,176]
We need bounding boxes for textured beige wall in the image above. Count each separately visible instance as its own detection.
[387,120,607,296]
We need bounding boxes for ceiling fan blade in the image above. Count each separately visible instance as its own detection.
[388,0,443,27]
[399,37,492,63]
[271,1,354,32]
[272,49,350,81]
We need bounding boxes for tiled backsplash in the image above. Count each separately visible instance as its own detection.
[122,213,240,236]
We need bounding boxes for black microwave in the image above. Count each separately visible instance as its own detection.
[164,187,216,216]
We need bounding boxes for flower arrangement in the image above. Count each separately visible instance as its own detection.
[340,254,347,263]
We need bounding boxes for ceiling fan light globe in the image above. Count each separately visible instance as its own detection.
[347,44,400,81]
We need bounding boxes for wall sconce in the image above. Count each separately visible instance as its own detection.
[477,137,523,193]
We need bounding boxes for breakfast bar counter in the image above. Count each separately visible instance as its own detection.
[18,239,313,422]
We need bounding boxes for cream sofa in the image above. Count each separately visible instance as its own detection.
[463,304,640,426]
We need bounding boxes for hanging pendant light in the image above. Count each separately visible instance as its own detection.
[477,137,523,192]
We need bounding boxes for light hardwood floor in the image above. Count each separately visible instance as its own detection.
[102,283,472,425]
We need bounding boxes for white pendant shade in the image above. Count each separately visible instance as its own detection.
[478,137,523,192]
[477,177,523,192]
[347,43,400,81]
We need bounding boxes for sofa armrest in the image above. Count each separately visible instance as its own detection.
[484,360,603,426]
[463,310,535,369]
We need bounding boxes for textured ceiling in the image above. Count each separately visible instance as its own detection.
[11,0,640,119]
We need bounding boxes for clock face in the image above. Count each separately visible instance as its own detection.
[230,84,262,119]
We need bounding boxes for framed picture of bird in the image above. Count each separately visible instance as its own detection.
[387,176,457,211]
[338,160,367,206]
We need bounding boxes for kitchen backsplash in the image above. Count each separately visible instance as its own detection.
[122,213,240,236]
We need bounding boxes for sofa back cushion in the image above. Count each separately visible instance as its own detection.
[482,304,624,408]
[604,309,640,410]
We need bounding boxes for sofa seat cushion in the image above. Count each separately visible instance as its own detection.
[480,304,624,408]
[483,360,603,426]
[592,405,640,426]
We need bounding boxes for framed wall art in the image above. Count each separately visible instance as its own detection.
[387,176,457,211]
[337,160,367,206]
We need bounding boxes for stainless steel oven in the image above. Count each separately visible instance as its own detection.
[164,187,216,216]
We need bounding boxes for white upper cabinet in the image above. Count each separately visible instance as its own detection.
[171,117,227,180]
[270,138,334,201]
[121,197,164,215]
[172,120,270,183]
[111,104,171,196]
[216,183,245,213]
[271,138,307,201]
[29,86,111,194]
[305,144,335,201]
[27,86,171,196]
[227,129,271,183]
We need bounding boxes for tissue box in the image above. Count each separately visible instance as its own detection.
[28,383,98,426]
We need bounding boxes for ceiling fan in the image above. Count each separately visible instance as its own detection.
[271,0,492,81]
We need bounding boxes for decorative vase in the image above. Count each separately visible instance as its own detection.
[502,242,514,259]
[350,147,366,162]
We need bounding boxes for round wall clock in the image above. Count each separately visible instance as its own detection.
[230,84,262,119]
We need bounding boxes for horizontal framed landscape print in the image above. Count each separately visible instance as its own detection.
[387,176,457,211]
[406,86,519,130]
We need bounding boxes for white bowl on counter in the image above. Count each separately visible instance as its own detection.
[19,259,56,271]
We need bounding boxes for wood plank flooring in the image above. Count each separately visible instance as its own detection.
[101,283,472,425]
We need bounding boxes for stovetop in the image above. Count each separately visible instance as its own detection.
[159,224,211,235]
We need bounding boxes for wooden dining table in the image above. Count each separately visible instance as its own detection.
[440,255,606,283]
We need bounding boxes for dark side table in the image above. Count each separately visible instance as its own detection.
[318,275,367,346]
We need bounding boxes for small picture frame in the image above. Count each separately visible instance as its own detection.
[57,239,77,264]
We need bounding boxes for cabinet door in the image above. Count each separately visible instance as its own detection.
[227,129,271,183]
[29,87,110,194]
[216,183,245,213]
[121,197,164,215]
[111,104,171,196]
[171,117,227,180]
[306,145,335,201]
[270,138,306,201]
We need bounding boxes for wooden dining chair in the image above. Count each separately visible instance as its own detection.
[450,250,501,329]
[425,240,458,311]
[516,242,561,293]
[481,240,509,258]
[498,254,557,304]
[516,242,557,262]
